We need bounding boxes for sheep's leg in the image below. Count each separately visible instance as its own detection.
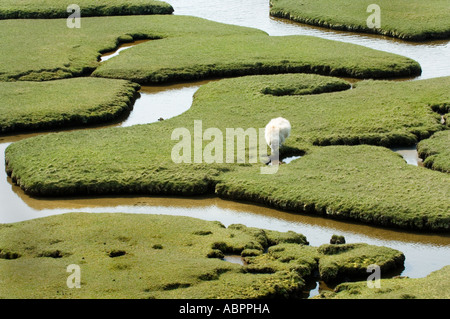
[269,145,280,166]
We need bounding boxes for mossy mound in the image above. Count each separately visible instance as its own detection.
[0,213,404,299]
[316,243,405,282]
[0,15,420,82]
[270,0,450,41]
[245,242,404,283]
[0,78,140,133]
[316,266,450,299]
[417,130,450,173]
[0,0,173,19]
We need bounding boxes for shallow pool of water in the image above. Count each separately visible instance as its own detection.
[99,39,150,62]
[119,80,216,127]
[391,145,424,167]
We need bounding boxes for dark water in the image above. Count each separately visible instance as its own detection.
[1,0,449,298]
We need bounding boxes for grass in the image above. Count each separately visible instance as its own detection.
[0,213,404,298]
[0,78,140,133]
[245,242,404,282]
[181,74,448,149]
[0,15,421,82]
[0,0,173,19]
[4,74,450,231]
[270,0,450,41]
[316,243,405,282]
[92,33,421,83]
[216,145,450,231]
[316,266,450,299]
[417,130,450,173]
[0,15,263,82]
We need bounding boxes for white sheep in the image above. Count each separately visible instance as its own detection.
[264,117,291,163]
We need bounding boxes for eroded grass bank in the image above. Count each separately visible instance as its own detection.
[417,130,450,173]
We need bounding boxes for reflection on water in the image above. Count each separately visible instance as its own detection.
[391,145,424,167]
[1,176,449,280]
[223,255,246,266]
[119,80,217,127]
[282,155,302,164]
[0,0,449,296]
[99,40,150,62]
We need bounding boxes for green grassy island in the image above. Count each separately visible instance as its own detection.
[270,0,450,41]
[0,0,173,19]
[0,78,140,133]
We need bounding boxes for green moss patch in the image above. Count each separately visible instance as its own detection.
[0,78,140,133]
[0,0,173,19]
[0,213,404,298]
[316,243,404,282]
[316,266,450,299]
[270,0,450,41]
[417,130,450,173]
[0,15,420,82]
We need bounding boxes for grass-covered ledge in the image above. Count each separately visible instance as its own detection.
[270,0,450,41]
[0,15,420,82]
[0,78,140,134]
[417,130,450,173]
[4,74,450,231]
[0,213,405,299]
[0,0,173,19]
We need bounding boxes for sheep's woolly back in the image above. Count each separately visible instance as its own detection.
[265,117,291,150]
